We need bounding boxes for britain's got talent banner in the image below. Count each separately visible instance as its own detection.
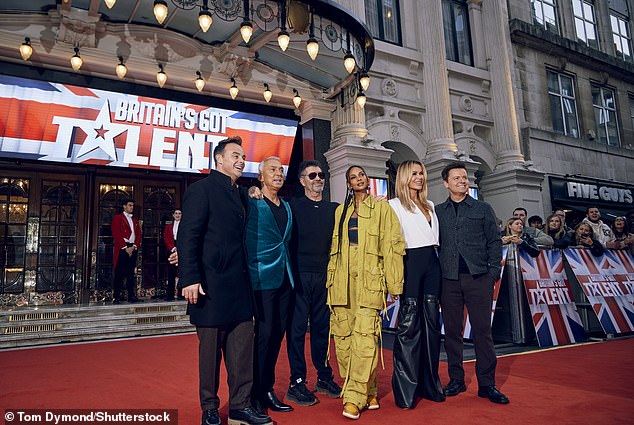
[519,249,587,347]
[0,75,297,177]
[564,248,634,335]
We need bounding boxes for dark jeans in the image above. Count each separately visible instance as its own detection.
[113,249,137,300]
[287,271,333,383]
[253,276,292,397]
[441,273,497,387]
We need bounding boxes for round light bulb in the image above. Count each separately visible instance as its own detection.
[356,91,366,109]
[306,38,319,61]
[199,10,212,33]
[153,0,168,25]
[359,72,370,91]
[157,67,167,88]
[343,53,356,74]
[292,90,302,109]
[70,48,82,71]
[20,38,32,61]
[115,62,127,79]
[263,84,272,103]
[240,21,253,44]
[277,31,290,51]
[229,80,239,100]
[195,73,205,92]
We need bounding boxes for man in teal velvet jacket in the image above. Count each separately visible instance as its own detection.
[245,156,295,414]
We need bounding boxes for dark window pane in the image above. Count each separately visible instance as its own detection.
[550,94,565,133]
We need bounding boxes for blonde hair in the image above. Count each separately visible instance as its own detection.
[505,217,524,236]
[395,160,432,214]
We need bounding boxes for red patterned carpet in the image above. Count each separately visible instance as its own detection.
[1,335,632,424]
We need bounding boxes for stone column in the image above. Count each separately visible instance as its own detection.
[476,0,546,217]
[325,85,393,203]
[479,168,546,220]
[468,0,486,69]
[421,0,457,162]
[481,0,525,170]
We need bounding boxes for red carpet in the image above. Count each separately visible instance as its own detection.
[1,336,632,424]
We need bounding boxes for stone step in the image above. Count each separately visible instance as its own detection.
[0,301,188,323]
[0,300,195,349]
[0,321,196,349]
[1,311,190,334]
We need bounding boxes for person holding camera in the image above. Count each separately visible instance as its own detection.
[562,223,604,257]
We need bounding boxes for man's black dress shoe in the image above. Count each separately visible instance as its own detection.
[444,379,467,396]
[478,386,510,404]
[263,390,293,412]
[201,408,220,425]
[229,406,272,425]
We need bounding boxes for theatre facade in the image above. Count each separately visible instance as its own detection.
[0,0,375,307]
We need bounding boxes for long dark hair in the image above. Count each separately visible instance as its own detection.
[337,165,367,254]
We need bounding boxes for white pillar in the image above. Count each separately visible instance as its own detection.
[420,0,457,161]
[481,0,525,170]
[326,86,393,203]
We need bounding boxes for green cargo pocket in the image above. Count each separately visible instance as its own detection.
[364,265,385,292]
[365,228,380,256]
[349,311,378,383]
[330,311,352,337]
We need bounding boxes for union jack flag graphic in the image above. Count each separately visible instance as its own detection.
[0,75,297,177]
[519,249,586,347]
[381,294,399,329]
[564,248,634,335]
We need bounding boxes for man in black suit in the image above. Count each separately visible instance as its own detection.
[178,136,272,425]
[435,162,509,405]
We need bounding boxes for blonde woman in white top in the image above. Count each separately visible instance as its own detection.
[389,160,445,408]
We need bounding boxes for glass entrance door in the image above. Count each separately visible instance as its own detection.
[0,171,85,307]
[36,178,83,303]
[0,177,29,304]
[92,177,179,302]
[141,185,177,299]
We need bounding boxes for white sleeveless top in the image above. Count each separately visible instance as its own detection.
[388,198,439,249]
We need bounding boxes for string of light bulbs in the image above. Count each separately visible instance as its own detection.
[17,0,372,109]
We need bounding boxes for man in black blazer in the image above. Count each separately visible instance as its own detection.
[177,137,272,425]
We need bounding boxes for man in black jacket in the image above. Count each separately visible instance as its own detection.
[435,162,509,405]
[178,137,272,425]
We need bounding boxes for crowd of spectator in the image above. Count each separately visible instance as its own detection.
[500,206,634,256]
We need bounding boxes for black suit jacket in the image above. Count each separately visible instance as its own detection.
[177,170,253,326]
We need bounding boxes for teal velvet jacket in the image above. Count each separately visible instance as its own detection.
[245,197,295,291]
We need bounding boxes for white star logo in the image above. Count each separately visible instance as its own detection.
[75,102,129,161]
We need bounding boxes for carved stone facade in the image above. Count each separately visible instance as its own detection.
[328,0,633,220]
